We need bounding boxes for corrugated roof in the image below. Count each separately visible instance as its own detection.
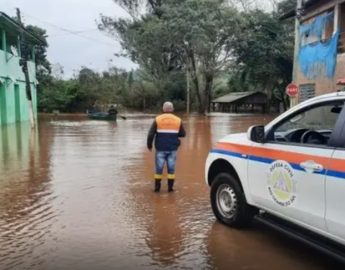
[0,11,43,44]
[212,91,265,103]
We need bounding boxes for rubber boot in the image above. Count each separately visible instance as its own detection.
[154,180,161,192]
[168,179,175,192]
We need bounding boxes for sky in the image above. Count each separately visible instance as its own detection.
[1,0,138,78]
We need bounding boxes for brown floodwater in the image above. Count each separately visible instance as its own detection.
[0,113,342,270]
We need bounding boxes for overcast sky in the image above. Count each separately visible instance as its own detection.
[1,0,138,78]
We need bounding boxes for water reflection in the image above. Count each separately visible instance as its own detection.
[0,122,34,170]
[0,122,54,270]
[146,195,183,266]
[206,222,340,269]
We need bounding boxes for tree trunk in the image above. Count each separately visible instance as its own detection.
[187,50,203,113]
[264,81,273,114]
[204,73,214,114]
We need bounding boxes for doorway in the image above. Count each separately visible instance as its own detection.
[0,84,7,125]
[14,84,21,122]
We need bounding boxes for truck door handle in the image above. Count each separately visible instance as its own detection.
[300,160,324,173]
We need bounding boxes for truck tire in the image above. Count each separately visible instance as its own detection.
[210,172,256,228]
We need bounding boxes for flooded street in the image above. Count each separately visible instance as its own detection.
[0,114,341,270]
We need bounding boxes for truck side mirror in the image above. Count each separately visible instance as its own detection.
[247,125,265,143]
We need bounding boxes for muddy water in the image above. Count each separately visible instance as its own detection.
[0,114,341,270]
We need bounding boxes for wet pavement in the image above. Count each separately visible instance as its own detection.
[0,114,342,270]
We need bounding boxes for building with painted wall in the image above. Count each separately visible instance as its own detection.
[284,0,345,102]
[0,11,41,126]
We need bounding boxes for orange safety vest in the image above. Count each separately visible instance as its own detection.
[156,113,182,134]
[155,113,182,151]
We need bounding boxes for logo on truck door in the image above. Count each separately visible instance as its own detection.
[267,160,296,207]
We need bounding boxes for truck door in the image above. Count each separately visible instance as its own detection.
[326,108,345,241]
[247,100,344,231]
[327,149,345,240]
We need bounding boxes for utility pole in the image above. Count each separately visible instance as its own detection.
[186,68,190,114]
[16,8,35,128]
[184,40,191,114]
[291,0,303,108]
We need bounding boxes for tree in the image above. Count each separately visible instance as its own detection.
[25,25,51,75]
[100,0,241,113]
[229,5,294,111]
[23,24,54,113]
[164,0,241,113]
[112,0,163,18]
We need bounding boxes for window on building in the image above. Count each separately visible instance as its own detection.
[0,28,3,51]
[323,14,334,41]
[5,32,20,56]
[301,11,334,46]
[299,84,315,103]
[301,17,320,46]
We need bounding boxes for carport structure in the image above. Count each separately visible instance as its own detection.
[211,91,267,113]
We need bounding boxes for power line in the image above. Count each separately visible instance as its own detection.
[20,12,117,48]
[3,4,118,48]
[49,29,100,38]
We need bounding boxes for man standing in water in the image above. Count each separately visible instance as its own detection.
[147,101,186,192]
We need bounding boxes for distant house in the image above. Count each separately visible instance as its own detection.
[283,0,345,102]
[211,91,267,113]
[0,11,41,126]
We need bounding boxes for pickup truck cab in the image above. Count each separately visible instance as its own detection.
[205,92,345,248]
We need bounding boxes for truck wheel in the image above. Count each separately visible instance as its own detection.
[210,173,256,228]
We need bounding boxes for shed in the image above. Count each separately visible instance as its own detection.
[211,91,267,113]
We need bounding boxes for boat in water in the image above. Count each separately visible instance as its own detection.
[87,111,117,121]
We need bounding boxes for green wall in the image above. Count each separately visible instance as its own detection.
[0,83,6,125]
[0,41,37,126]
[0,122,33,172]
[14,84,20,122]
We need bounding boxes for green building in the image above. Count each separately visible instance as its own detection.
[0,11,41,126]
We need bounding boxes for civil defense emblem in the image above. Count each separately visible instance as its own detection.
[267,160,296,207]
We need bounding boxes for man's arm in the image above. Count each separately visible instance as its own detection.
[147,120,157,150]
[178,123,186,137]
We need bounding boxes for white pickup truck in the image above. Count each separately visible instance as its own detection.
[205,92,345,259]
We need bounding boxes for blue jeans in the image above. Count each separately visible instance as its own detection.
[155,151,177,180]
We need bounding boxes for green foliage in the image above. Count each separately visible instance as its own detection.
[38,67,135,113]
[38,76,79,112]
[277,0,297,15]
[101,0,242,113]
[234,11,292,80]
[163,0,241,112]
[100,15,175,82]
[25,25,51,74]
[228,1,294,110]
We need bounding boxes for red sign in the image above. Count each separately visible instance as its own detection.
[286,83,299,97]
